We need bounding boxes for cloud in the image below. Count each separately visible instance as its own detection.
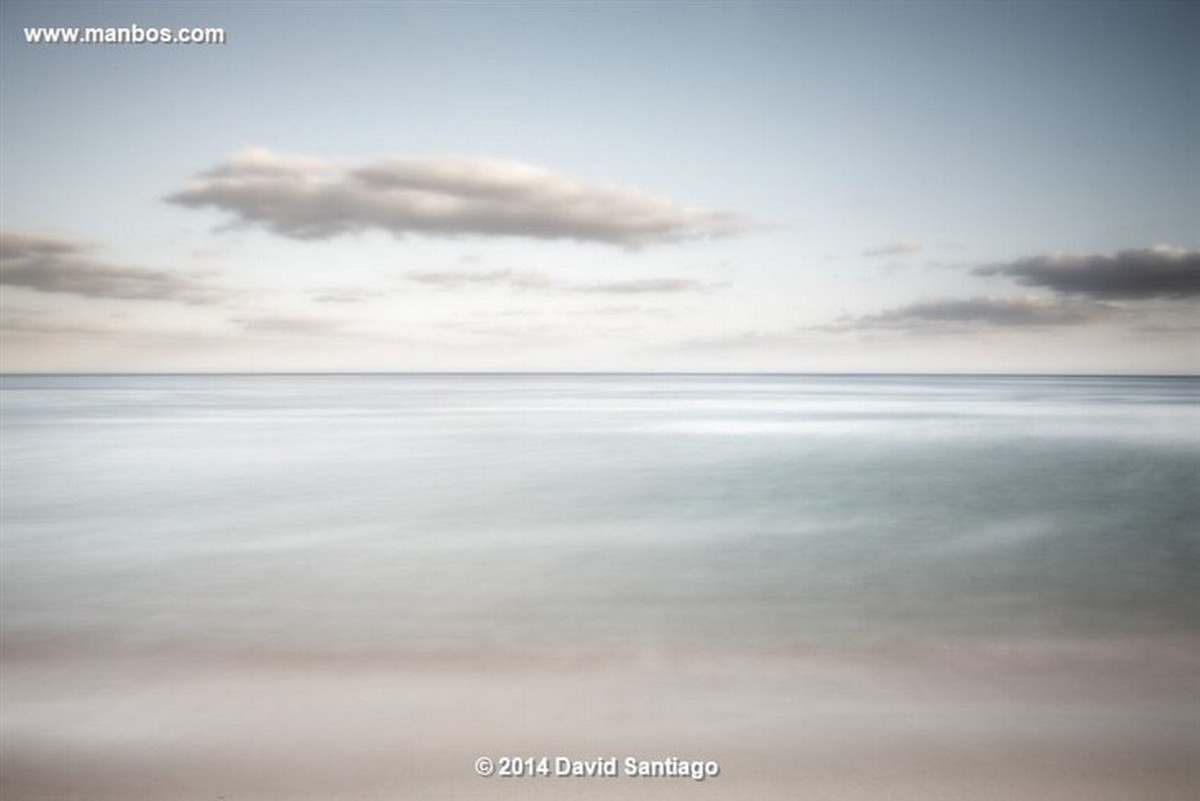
[809,244,1198,339]
[0,230,223,304]
[1132,322,1200,336]
[404,269,718,294]
[0,305,224,345]
[0,231,81,260]
[231,314,348,336]
[863,240,921,257]
[0,306,109,336]
[974,246,1200,299]
[310,288,388,304]
[823,297,1107,332]
[575,278,714,294]
[678,329,807,351]
[405,268,556,290]
[167,148,747,247]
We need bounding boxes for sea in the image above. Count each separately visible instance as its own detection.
[2,373,1197,654]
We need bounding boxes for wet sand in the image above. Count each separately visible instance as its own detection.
[3,637,1197,800]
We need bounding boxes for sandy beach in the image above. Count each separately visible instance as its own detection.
[4,637,1197,800]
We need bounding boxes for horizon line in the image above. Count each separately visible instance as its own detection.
[1,370,1197,380]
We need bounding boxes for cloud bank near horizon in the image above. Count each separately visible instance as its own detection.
[827,296,1107,332]
[827,245,1198,334]
[167,149,747,247]
[691,245,1198,349]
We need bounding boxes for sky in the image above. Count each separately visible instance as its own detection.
[1,0,1197,374]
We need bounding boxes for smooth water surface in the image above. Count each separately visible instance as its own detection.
[2,374,1197,651]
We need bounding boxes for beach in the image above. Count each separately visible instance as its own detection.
[4,639,1198,799]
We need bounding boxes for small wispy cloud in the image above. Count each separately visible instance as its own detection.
[311,290,378,304]
[167,148,748,247]
[0,306,112,336]
[820,297,1108,333]
[575,305,676,318]
[0,305,222,345]
[404,269,719,294]
[863,240,921,257]
[405,269,557,291]
[974,245,1200,299]
[1131,322,1200,336]
[231,314,348,337]
[0,230,224,304]
[678,329,807,351]
[576,278,716,294]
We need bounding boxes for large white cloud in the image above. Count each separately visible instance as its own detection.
[167,148,747,247]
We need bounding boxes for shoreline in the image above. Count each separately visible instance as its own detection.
[4,636,1197,800]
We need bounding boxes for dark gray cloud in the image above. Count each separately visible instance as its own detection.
[167,148,747,247]
[863,240,921,257]
[0,230,223,304]
[404,269,717,294]
[816,245,1198,338]
[975,246,1200,299]
[825,297,1106,332]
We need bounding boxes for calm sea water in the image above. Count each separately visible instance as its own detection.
[1,374,1197,651]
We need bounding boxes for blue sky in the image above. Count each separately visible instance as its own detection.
[2,0,1196,373]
